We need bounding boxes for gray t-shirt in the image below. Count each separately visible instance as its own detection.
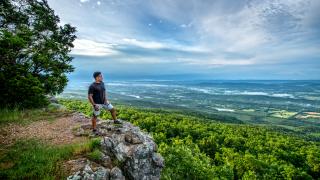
[88,82,105,104]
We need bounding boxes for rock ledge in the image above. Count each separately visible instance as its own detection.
[68,117,164,180]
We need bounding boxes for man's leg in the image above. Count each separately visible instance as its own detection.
[105,103,121,124]
[109,108,117,120]
[92,115,97,130]
[92,104,101,133]
[105,103,117,121]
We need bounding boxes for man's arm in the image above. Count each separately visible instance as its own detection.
[103,91,109,104]
[88,93,95,106]
[88,93,99,111]
[102,83,109,104]
[88,85,98,108]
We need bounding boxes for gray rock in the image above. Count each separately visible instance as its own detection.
[95,167,109,180]
[124,131,144,144]
[67,159,109,180]
[83,172,93,180]
[84,163,94,174]
[67,171,82,180]
[110,167,125,180]
[100,119,164,180]
[152,153,165,168]
[68,118,164,180]
[101,154,113,168]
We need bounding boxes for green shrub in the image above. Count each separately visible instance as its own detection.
[0,0,76,108]
[59,99,320,179]
[88,149,103,162]
[0,138,101,179]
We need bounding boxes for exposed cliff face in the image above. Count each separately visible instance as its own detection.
[68,114,164,180]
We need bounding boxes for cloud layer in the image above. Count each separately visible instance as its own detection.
[48,0,320,79]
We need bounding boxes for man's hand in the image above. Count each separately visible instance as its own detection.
[93,104,99,111]
[104,99,110,105]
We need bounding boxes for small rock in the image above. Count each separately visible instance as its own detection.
[101,154,112,168]
[124,132,143,144]
[84,163,94,174]
[83,172,93,180]
[110,167,125,180]
[95,167,109,180]
[152,153,165,168]
[102,137,114,149]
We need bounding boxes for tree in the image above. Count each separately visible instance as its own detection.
[0,0,76,108]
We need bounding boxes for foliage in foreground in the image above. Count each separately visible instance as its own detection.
[0,138,101,179]
[0,104,70,125]
[60,99,320,180]
[0,0,76,108]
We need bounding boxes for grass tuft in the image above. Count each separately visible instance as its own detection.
[0,138,101,179]
[0,105,71,126]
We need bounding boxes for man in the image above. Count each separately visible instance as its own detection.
[88,71,121,135]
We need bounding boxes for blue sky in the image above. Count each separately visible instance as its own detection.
[48,0,320,80]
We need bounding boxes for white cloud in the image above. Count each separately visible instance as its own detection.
[121,38,209,53]
[250,46,320,65]
[206,59,254,66]
[80,0,90,3]
[116,57,169,64]
[147,0,313,53]
[198,3,271,52]
[177,58,254,67]
[122,38,165,49]
[210,0,313,51]
[71,37,209,58]
[71,39,119,56]
[48,0,319,78]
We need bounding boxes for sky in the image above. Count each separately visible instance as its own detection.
[47,0,320,81]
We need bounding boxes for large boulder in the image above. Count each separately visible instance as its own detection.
[75,119,165,180]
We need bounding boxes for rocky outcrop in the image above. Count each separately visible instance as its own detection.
[66,159,113,180]
[99,120,164,180]
[69,117,164,180]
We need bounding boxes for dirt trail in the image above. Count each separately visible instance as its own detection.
[0,112,91,148]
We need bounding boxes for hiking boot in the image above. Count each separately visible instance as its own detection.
[92,129,99,136]
[114,119,122,124]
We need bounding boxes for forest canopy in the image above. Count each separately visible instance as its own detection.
[60,99,320,180]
